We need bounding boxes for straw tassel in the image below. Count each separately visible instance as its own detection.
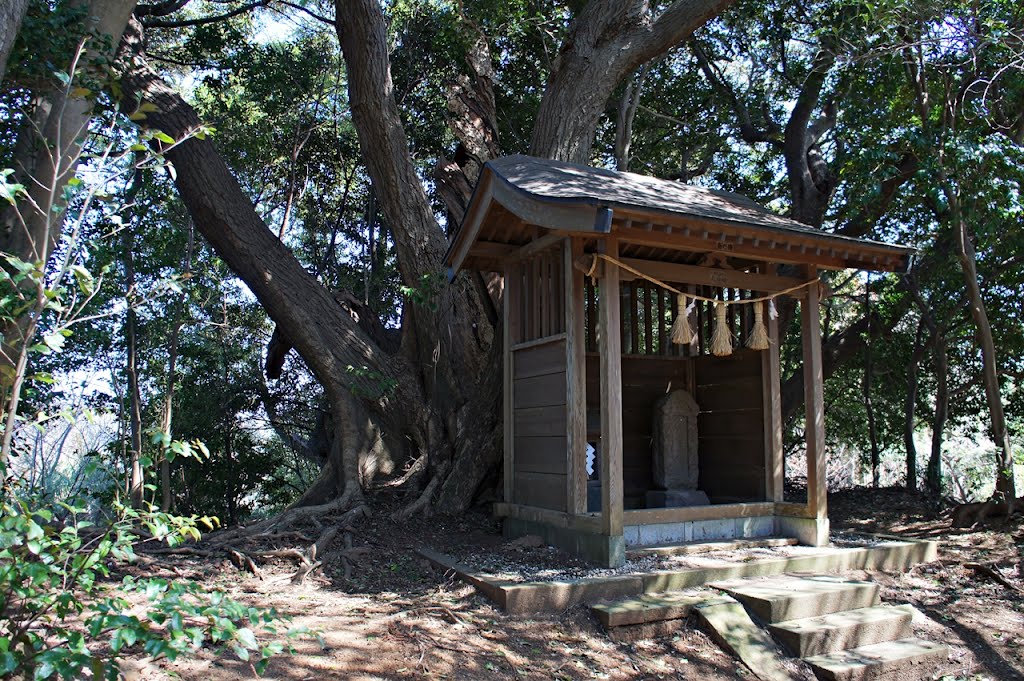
[670,294,694,346]
[746,301,770,350]
[710,301,732,356]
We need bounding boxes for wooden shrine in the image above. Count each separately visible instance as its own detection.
[444,156,914,567]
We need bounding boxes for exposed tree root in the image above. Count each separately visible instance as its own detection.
[139,498,372,586]
[228,548,264,579]
[965,562,1021,592]
[392,463,447,522]
[951,495,1023,528]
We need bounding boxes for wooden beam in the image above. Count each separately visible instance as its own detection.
[623,502,775,525]
[511,333,567,352]
[616,225,851,270]
[512,232,564,262]
[467,240,516,259]
[493,502,603,533]
[565,239,587,515]
[575,255,806,293]
[503,261,521,503]
[598,237,624,537]
[447,173,494,273]
[774,502,814,519]
[761,264,784,502]
[801,267,827,520]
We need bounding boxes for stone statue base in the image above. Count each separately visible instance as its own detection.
[645,488,710,508]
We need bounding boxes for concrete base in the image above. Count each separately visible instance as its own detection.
[503,517,625,568]
[644,489,710,508]
[777,515,830,547]
[625,515,776,548]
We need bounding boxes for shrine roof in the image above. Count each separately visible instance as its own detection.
[445,155,915,274]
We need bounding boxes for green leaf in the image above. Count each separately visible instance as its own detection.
[235,627,258,649]
[42,332,66,353]
[70,265,95,296]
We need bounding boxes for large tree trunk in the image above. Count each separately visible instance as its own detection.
[0,0,136,266]
[158,220,192,512]
[0,0,29,83]
[952,215,1016,500]
[115,18,424,509]
[862,278,880,487]
[928,335,948,496]
[116,0,739,516]
[124,224,144,509]
[529,0,736,163]
[904,320,928,491]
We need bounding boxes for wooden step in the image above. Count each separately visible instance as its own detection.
[628,536,799,559]
[769,605,915,657]
[591,591,732,628]
[803,637,948,681]
[713,575,880,623]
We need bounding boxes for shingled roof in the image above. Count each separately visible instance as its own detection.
[445,155,915,273]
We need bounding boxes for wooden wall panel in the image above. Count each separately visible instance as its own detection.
[514,371,568,409]
[514,340,566,379]
[513,471,567,511]
[512,339,568,511]
[695,350,766,502]
[515,436,568,475]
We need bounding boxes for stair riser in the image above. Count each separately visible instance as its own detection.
[771,613,913,657]
[736,586,880,623]
[805,640,949,681]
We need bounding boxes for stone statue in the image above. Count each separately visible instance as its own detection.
[646,389,710,507]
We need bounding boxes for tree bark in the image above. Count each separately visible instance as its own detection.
[614,64,651,171]
[952,215,1016,500]
[0,0,136,266]
[782,46,837,226]
[904,320,928,491]
[529,0,736,162]
[0,0,29,84]
[124,222,144,509]
[928,334,948,496]
[862,276,880,487]
[158,219,192,511]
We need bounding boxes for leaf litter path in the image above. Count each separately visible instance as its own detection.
[124,488,1023,680]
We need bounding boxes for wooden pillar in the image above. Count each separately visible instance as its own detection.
[761,265,784,502]
[565,239,587,515]
[598,238,623,537]
[503,261,521,504]
[801,267,827,523]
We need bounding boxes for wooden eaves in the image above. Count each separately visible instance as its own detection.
[445,155,916,275]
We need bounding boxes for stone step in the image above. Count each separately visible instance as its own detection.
[694,596,795,681]
[713,575,880,623]
[803,637,949,681]
[769,604,915,657]
[627,536,799,559]
[591,591,733,628]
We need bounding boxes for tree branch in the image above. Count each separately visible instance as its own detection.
[142,0,268,29]
[115,15,418,404]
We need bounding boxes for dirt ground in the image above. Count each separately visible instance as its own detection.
[120,488,1024,680]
